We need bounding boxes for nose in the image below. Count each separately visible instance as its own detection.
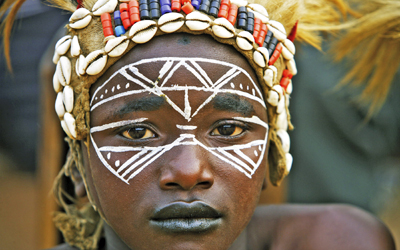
[159,145,214,191]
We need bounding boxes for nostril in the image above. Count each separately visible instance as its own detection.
[165,182,180,187]
[198,181,212,188]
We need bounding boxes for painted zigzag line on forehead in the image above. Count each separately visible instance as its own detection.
[90,57,264,105]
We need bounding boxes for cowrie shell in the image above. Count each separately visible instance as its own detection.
[212,18,235,38]
[253,47,269,68]
[61,120,73,138]
[77,54,86,76]
[105,36,129,57]
[276,110,288,131]
[268,25,286,42]
[286,80,293,94]
[285,153,293,172]
[247,4,269,17]
[230,0,247,7]
[53,72,62,93]
[269,65,277,82]
[63,85,74,113]
[284,39,295,55]
[63,113,77,138]
[129,20,157,44]
[267,90,279,106]
[269,20,286,34]
[276,93,285,114]
[85,50,108,75]
[69,8,92,29]
[276,129,290,153]
[273,84,283,96]
[70,36,81,57]
[158,12,184,33]
[247,8,268,24]
[92,0,118,16]
[53,52,60,64]
[55,92,65,118]
[287,58,297,76]
[236,31,254,51]
[263,68,274,87]
[56,56,71,86]
[55,35,72,55]
[185,11,211,31]
[281,45,293,60]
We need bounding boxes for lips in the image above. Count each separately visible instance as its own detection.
[150,201,223,233]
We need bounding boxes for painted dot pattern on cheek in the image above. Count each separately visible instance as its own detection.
[89,58,269,184]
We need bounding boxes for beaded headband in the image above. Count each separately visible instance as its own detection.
[52,0,298,184]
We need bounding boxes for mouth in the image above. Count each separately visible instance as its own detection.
[150,201,223,233]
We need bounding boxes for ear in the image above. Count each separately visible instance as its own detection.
[70,162,87,198]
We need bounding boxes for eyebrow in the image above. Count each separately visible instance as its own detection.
[114,95,166,117]
[213,93,255,116]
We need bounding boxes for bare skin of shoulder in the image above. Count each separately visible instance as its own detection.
[244,204,396,250]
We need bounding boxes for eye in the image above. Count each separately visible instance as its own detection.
[121,127,155,140]
[211,124,244,136]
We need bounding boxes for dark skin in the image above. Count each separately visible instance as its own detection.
[52,34,396,250]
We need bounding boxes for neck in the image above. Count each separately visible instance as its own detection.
[103,221,131,250]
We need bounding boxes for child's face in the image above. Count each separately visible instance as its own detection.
[83,34,269,249]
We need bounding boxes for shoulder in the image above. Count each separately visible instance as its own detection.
[44,243,79,250]
[248,204,396,250]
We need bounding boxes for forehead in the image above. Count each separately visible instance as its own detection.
[90,57,265,114]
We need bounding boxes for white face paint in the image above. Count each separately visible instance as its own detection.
[90,57,268,184]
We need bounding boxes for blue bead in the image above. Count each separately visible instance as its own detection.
[151,8,161,19]
[199,4,210,13]
[210,0,220,8]
[114,18,122,26]
[149,2,160,9]
[115,25,126,37]
[238,12,247,19]
[209,6,219,17]
[247,16,254,25]
[140,9,151,19]
[140,3,149,10]
[246,24,254,34]
[247,11,254,19]
[238,6,247,13]
[114,10,121,19]
[160,0,171,5]
[139,0,148,4]
[191,0,201,9]
[237,18,247,29]
[149,0,158,2]
[161,4,172,14]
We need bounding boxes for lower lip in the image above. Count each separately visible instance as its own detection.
[150,218,222,233]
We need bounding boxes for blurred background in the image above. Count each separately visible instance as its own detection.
[0,0,399,249]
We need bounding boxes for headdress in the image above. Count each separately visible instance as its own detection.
[2,0,399,248]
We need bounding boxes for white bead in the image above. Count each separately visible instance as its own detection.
[276,111,288,130]
[129,20,158,44]
[63,113,77,138]
[269,65,278,82]
[105,36,129,57]
[268,25,286,42]
[55,92,65,118]
[284,39,295,54]
[77,54,86,76]
[267,90,279,106]
[63,85,74,113]
[269,20,286,34]
[70,36,81,57]
[253,50,266,68]
[55,35,72,55]
[247,4,269,17]
[281,45,293,60]
[92,0,118,16]
[286,80,293,94]
[276,129,290,153]
[158,12,184,33]
[276,94,285,114]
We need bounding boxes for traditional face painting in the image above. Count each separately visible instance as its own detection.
[89,57,268,184]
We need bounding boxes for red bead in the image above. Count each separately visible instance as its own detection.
[181,0,190,4]
[220,0,230,7]
[171,0,181,12]
[227,4,238,26]
[103,27,114,37]
[102,21,113,28]
[181,2,194,13]
[129,0,139,8]
[130,13,140,24]
[253,18,261,40]
[130,7,139,14]
[218,6,229,18]
[120,3,129,12]
[280,77,290,91]
[268,49,282,65]
[101,12,112,22]
[282,69,290,78]
[256,23,267,46]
